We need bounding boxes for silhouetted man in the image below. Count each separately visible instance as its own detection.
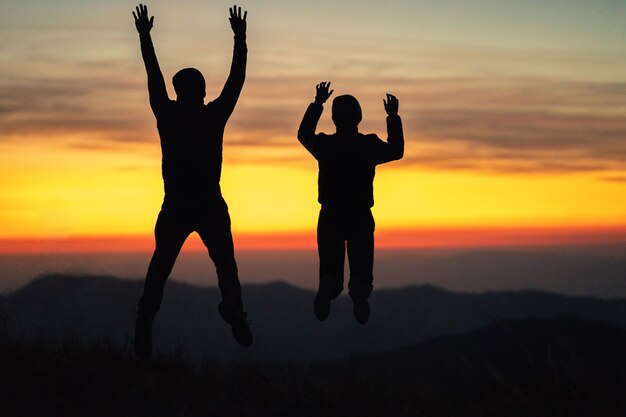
[298,82,404,324]
[132,4,251,360]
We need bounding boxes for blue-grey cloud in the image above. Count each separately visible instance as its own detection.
[1,71,625,175]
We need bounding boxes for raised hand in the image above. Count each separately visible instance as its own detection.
[383,93,399,116]
[132,4,154,35]
[229,5,247,36]
[315,81,334,104]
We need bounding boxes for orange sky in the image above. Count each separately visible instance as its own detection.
[2,225,626,254]
[1,1,625,253]
[1,142,625,251]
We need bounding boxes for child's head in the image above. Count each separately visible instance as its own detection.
[173,68,206,103]
[332,95,362,129]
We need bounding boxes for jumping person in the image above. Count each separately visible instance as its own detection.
[132,4,251,360]
[297,82,404,324]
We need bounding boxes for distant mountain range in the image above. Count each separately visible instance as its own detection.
[2,274,626,362]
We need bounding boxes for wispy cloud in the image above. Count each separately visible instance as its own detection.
[393,77,626,173]
[599,175,626,183]
[2,73,626,176]
[2,19,625,176]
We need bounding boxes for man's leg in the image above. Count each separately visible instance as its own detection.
[315,208,345,321]
[197,199,251,347]
[138,207,190,319]
[135,207,190,359]
[347,209,375,324]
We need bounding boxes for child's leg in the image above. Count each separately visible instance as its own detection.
[347,209,375,302]
[317,208,345,299]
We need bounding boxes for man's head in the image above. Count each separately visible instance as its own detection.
[332,95,362,130]
[173,68,206,103]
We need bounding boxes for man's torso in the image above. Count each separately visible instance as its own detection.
[156,101,226,200]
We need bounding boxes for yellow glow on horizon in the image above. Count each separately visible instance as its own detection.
[373,168,626,228]
[0,138,162,237]
[1,136,626,241]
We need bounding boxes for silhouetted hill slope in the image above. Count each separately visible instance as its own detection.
[334,315,626,416]
[352,316,626,395]
[1,316,625,417]
[2,274,626,361]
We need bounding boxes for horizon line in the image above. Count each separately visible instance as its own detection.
[1,225,626,254]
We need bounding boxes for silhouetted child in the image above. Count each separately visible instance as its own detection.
[131,4,251,360]
[298,82,404,324]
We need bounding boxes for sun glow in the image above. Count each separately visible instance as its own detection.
[1,134,625,251]
[1,1,625,253]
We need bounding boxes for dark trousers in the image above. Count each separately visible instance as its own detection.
[317,206,375,301]
[137,196,242,320]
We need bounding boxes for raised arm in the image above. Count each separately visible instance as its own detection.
[297,82,334,157]
[133,4,169,116]
[374,93,404,164]
[214,5,248,119]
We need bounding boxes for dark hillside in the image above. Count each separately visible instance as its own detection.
[1,316,626,417]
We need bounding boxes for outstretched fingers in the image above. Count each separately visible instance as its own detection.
[132,4,154,34]
[326,81,334,96]
[315,81,333,103]
[384,93,399,115]
[133,4,147,20]
[228,4,247,33]
[384,93,396,103]
[230,5,244,20]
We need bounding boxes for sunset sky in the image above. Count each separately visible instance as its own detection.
[1,0,625,252]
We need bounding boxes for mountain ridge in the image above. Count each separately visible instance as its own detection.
[2,274,626,362]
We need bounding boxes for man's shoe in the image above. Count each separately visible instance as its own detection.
[218,302,253,347]
[353,299,370,324]
[313,291,331,321]
[134,315,153,360]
